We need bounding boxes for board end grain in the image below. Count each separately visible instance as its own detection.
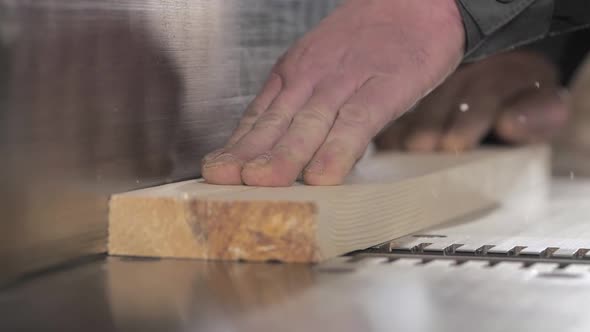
[109,196,321,263]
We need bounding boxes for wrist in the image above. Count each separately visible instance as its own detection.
[439,0,467,61]
[411,0,465,70]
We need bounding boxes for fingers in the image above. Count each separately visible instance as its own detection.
[373,111,412,150]
[495,87,570,144]
[403,110,448,152]
[241,76,357,186]
[374,51,565,154]
[201,73,283,169]
[224,73,283,147]
[439,94,500,151]
[439,53,559,152]
[304,76,402,185]
[402,77,464,152]
[202,77,312,184]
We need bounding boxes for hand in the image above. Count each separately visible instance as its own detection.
[201,0,465,186]
[375,51,570,152]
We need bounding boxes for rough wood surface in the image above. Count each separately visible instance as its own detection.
[108,146,550,263]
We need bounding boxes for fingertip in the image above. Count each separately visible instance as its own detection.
[494,114,521,143]
[302,160,325,185]
[440,134,471,152]
[201,154,244,185]
[302,159,345,186]
[545,92,570,131]
[374,125,406,151]
[404,132,440,152]
[240,166,271,186]
[303,173,343,186]
[241,154,299,187]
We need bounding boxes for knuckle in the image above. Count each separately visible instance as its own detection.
[254,111,291,131]
[237,116,260,133]
[272,41,315,78]
[270,65,297,91]
[325,138,364,163]
[272,52,296,77]
[273,144,306,164]
[242,102,264,123]
[338,103,371,128]
[294,106,331,129]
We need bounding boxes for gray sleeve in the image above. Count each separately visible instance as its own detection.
[457,0,590,62]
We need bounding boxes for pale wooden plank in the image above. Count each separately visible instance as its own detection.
[108,146,549,263]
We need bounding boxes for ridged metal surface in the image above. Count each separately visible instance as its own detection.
[359,179,590,264]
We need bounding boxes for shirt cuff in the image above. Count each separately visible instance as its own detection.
[456,0,554,61]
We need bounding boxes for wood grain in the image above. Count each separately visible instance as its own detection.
[108,146,550,263]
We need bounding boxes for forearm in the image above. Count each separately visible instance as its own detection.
[457,0,590,62]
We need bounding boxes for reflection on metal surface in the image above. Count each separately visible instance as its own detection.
[0,257,320,331]
[107,258,316,331]
[0,0,341,282]
[2,256,590,331]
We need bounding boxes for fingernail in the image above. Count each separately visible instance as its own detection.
[405,133,438,152]
[496,116,518,140]
[441,135,467,152]
[304,159,324,175]
[203,149,225,163]
[244,153,272,168]
[202,153,241,168]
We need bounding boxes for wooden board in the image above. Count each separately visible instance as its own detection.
[108,146,550,263]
